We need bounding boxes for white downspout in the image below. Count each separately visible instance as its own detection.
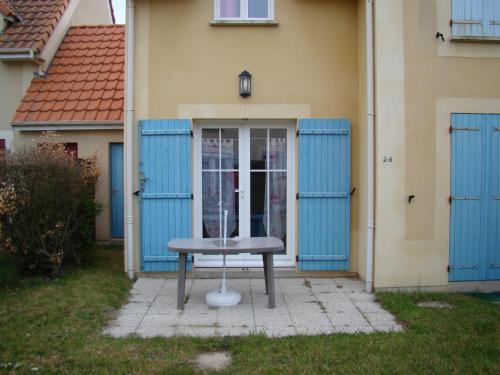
[125,0,135,279]
[365,0,375,293]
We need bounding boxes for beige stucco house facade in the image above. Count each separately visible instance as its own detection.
[0,0,125,241]
[124,0,500,291]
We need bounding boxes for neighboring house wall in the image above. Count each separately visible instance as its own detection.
[39,0,115,72]
[0,62,27,146]
[0,0,114,140]
[130,0,363,273]
[15,130,123,241]
[374,0,500,289]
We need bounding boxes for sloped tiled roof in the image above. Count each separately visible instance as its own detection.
[13,25,125,124]
[0,0,18,18]
[0,0,71,52]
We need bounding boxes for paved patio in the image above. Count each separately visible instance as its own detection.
[104,277,403,338]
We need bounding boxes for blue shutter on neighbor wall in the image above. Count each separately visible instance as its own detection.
[297,119,351,271]
[449,114,485,281]
[491,0,500,39]
[451,0,499,39]
[139,119,192,272]
[487,116,500,280]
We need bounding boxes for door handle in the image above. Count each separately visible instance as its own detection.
[235,189,244,199]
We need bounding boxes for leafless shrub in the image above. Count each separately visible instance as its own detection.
[0,132,102,276]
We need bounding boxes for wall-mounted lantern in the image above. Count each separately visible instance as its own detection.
[239,70,252,98]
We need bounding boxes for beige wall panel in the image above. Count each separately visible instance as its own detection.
[374,0,407,288]
[0,63,23,134]
[14,130,124,241]
[72,0,114,25]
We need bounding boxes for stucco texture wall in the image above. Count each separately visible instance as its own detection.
[0,62,34,134]
[14,130,124,241]
[374,0,500,288]
[131,0,363,273]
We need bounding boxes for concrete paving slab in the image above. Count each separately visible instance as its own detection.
[114,313,144,328]
[176,326,218,337]
[140,313,181,327]
[104,277,403,338]
[118,303,150,315]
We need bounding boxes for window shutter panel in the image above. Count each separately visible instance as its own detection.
[489,0,500,38]
[297,119,351,271]
[451,0,486,38]
[488,115,500,280]
[140,119,192,272]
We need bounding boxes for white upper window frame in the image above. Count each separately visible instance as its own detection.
[214,0,275,22]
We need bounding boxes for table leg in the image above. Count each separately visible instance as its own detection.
[177,253,187,310]
[266,253,275,308]
[262,253,268,295]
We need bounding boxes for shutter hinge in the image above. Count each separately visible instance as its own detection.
[296,193,299,200]
[449,196,452,204]
[296,255,299,262]
[449,126,453,134]
[191,193,194,200]
[449,19,453,27]
[296,130,299,137]
[447,265,451,273]
[190,130,193,137]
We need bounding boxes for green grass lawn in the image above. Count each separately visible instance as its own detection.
[0,246,499,374]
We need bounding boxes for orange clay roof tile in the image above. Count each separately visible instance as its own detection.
[0,0,18,18]
[0,0,71,52]
[13,25,124,124]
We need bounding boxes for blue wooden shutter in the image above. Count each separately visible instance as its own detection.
[451,0,485,38]
[139,119,192,272]
[487,116,500,280]
[491,0,500,39]
[451,0,498,39]
[297,119,351,271]
[449,114,487,281]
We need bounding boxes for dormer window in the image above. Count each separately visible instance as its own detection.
[214,0,275,22]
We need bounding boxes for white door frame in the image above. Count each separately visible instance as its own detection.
[193,119,296,267]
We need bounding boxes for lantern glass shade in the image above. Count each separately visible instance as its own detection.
[239,70,252,98]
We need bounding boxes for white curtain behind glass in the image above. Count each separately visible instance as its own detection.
[221,0,239,17]
[264,138,286,240]
[202,138,236,238]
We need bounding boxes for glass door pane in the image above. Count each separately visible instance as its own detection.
[202,128,239,239]
[250,128,287,245]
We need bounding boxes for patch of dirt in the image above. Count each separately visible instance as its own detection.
[417,301,454,309]
[193,351,232,372]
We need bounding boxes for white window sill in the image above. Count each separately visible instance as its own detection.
[451,36,500,42]
[211,20,279,26]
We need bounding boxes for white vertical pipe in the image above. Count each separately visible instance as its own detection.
[125,0,135,279]
[365,0,375,293]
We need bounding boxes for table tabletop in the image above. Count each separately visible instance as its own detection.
[167,237,284,255]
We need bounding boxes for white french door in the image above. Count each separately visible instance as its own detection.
[193,120,295,267]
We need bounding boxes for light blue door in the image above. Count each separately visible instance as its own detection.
[297,119,351,271]
[110,143,124,238]
[450,114,500,281]
[139,119,192,272]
